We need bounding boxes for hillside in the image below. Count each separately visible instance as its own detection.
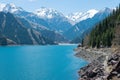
[77,4,120,80]
[0,12,55,45]
[87,5,120,48]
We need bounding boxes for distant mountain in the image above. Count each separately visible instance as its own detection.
[0,3,59,31]
[0,3,114,44]
[64,8,112,42]
[34,7,64,19]
[16,16,68,43]
[34,7,72,33]
[0,3,24,13]
[0,12,55,45]
[0,3,68,43]
[0,3,50,28]
[66,9,98,24]
[0,3,5,11]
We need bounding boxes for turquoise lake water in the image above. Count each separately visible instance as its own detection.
[0,45,87,80]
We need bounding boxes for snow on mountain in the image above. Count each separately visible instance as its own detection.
[34,7,64,19]
[34,7,72,33]
[0,3,98,25]
[0,3,24,13]
[64,7,112,41]
[66,9,98,23]
[0,3,5,11]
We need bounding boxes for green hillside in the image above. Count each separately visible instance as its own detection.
[87,4,120,48]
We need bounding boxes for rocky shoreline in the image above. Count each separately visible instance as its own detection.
[75,47,112,62]
[75,47,120,80]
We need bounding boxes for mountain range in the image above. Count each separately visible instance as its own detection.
[0,3,113,45]
[66,9,98,24]
[65,8,112,42]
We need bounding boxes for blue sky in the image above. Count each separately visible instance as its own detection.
[0,0,120,15]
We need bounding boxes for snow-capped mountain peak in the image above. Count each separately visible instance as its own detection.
[0,3,5,11]
[66,9,98,23]
[66,12,83,22]
[86,9,98,17]
[0,3,24,13]
[34,7,64,19]
[99,7,112,13]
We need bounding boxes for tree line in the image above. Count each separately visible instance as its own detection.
[84,4,120,48]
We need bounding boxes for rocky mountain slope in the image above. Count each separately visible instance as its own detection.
[64,8,112,41]
[0,12,55,45]
[34,7,72,33]
[0,3,68,44]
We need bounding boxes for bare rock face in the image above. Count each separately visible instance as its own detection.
[79,49,120,80]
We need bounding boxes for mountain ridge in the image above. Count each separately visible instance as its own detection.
[0,3,112,24]
[0,2,114,44]
[0,12,56,45]
[66,9,98,24]
[63,8,112,42]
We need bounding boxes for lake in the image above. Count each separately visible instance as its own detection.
[0,45,87,80]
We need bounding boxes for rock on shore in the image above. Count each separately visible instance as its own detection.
[76,47,120,80]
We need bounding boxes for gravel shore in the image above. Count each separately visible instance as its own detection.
[75,46,120,80]
[75,47,112,63]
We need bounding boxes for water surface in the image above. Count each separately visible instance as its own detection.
[0,45,87,80]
